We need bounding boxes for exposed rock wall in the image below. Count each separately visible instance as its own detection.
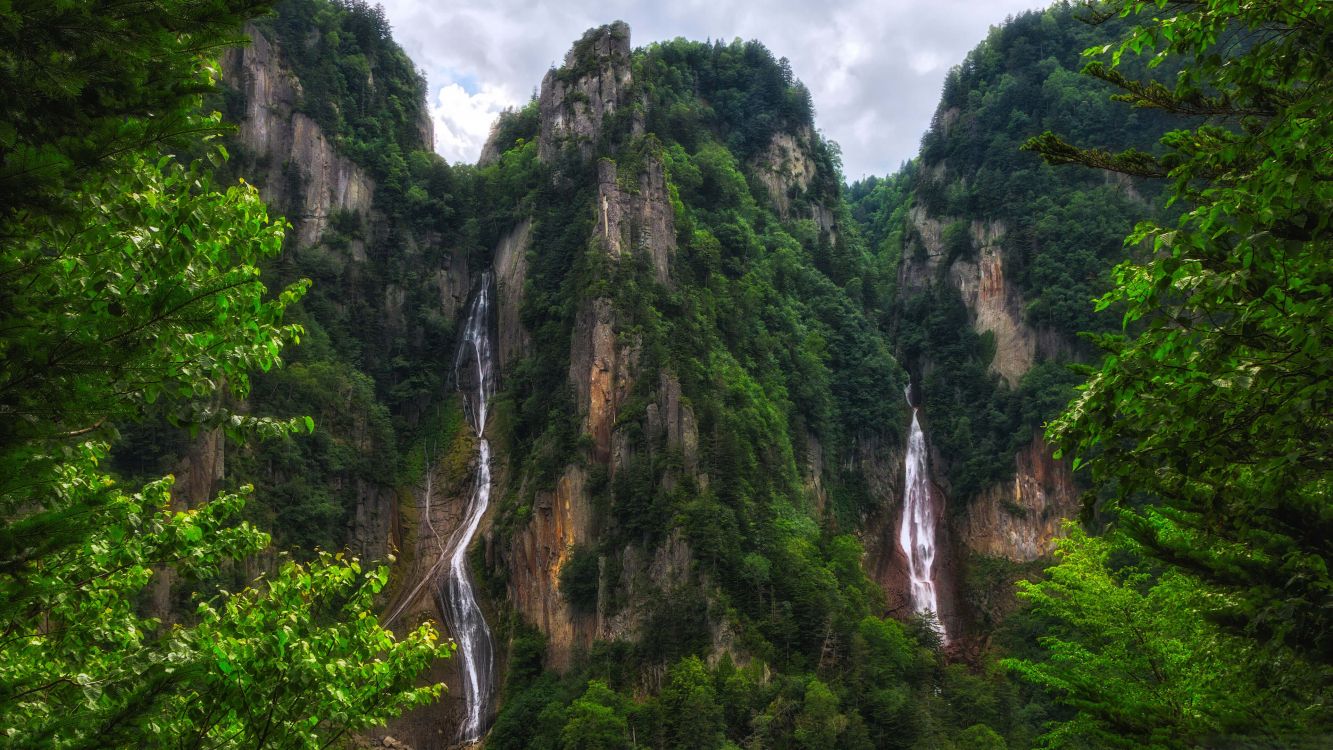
[570,298,639,466]
[493,220,533,370]
[597,156,676,285]
[946,220,1035,385]
[537,22,633,163]
[221,24,374,247]
[899,184,1077,568]
[507,467,595,672]
[959,434,1077,561]
[751,128,818,220]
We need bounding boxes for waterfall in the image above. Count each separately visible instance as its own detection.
[899,385,947,642]
[444,272,498,742]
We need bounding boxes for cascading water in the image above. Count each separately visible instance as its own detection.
[445,271,498,743]
[899,385,947,642]
[380,273,499,742]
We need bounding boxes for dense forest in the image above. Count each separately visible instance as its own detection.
[0,1,1328,749]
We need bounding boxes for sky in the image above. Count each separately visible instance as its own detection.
[371,0,1054,180]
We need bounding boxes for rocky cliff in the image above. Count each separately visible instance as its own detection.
[484,24,695,669]
[200,5,1170,745]
[959,434,1075,561]
[536,22,635,163]
[215,16,481,562]
[222,24,376,247]
[897,193,1080,566]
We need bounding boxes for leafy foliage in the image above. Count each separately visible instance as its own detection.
[1040,0,1333,666]
[1009,0,1333,745]
[1006,531,1324,747]
[0,1,446,746]
[0,0,269,220]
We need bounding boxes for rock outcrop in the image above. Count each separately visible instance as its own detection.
[959,434,1077,561]
[493,220,533,370]
[507,466,596,671]
[751,128,818,220]
[596,155,676,285]
[902,208,1035,385]
[536,22,633,163]
[221,24,375,247]
[946,220,1035,386]
[570,298,639,466]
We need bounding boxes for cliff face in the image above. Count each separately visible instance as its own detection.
[900,207,1038,386]
[221,25,375,247]
[959,434,1076,561]
[596,156,675,286]
[213,20,481,568]
[493,220,532,371]
[536,21,635,163]
[486,23,707,669]
[897,188,1079,565]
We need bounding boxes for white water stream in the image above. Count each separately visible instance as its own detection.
[445,272,498,742]
[385,275,497,742]
[899,385,947,642]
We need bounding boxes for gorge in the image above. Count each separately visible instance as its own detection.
[198,6,1131,746]
[107,1,1197,747]
[5,1,1328,748]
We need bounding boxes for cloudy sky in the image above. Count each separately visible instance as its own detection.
[372,0,1053,180]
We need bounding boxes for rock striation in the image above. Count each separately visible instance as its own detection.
[958,434,1077,561]
[536,22,633,163]
[596,154,676,285]
[221,24,374,247]
[899,197,1078,565]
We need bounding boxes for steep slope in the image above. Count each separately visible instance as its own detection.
[111,2,1170,746]
[850,3,1177,631]
[113,1,497,743]
[470,22,1047,750]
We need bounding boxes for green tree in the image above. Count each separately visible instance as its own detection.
[0,0,268,219]
[0,1,446,746]
[793,679,844,750]
[1007,0,1333,744]
[1027,0,1333,670]
[659,657,725,750]
[1005,531,1317,747]
[956,723,1006,750]
[560,680,630,750]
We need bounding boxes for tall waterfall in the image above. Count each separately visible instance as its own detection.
[445,272,498,742]
[899,386,947,642]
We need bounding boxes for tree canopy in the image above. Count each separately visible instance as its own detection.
[1011,0,1333,744]
[0,2,446,746]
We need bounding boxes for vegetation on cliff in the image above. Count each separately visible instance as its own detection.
[479,30,1049,750]
[849,2,1180,504]
[4,0,1328,747]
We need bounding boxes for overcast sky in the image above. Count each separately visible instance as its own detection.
[371,0,1054,180]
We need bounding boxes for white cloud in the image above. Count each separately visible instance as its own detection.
[430,82,517,164]
[375,0,1052,177]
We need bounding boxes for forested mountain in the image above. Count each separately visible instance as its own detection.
[168,2,1139,746]
[3,1,1327,749]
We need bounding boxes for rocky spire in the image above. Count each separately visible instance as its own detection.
[536,21,633,162]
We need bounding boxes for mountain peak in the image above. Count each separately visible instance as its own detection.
[537,20,635,162]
